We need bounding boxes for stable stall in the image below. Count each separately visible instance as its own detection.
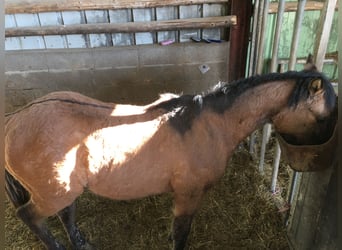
[4,0,338,249]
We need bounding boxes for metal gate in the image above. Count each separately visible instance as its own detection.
[248,0,338,249]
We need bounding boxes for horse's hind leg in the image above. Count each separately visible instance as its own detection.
[16,201,66,250]
[6,170,65,249]
[57,202,93,250]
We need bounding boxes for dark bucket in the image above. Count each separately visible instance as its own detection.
[276,104,338,172]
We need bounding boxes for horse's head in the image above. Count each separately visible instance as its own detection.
[275,102,337,171]
[271,62,336,145]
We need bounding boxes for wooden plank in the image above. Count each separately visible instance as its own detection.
[287,170,334,249]
[5,15,236,37]
[5,0,229,14]
[268,1,339,14]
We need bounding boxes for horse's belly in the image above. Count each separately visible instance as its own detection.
[87,162,172,200]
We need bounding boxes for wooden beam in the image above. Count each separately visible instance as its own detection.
[5,16,236,37]
[5,0,229,14]
[268,1,339,14]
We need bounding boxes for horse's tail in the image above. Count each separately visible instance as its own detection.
[5,169,30,208]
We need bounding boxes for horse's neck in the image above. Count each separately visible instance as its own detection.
[220,81,294,146]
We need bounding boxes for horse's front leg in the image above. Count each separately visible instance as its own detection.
[57,202,93,250]
[171,190,204,250]
[172,214,194,250]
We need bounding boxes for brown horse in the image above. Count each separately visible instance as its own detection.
[5,68,336,250]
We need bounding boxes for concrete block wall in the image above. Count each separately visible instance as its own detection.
[5,43,229,112]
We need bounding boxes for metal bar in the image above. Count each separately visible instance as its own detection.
[258,0,285,175]
[248,0,261,77]
[285,171,300,225]
[271,0,285,190]
[268,0,285,192]
[256,0,270,175]
[313,0,337,70]
[228,0,253,81]
[270,140,281,193]
[288,0,307,70]
[286,0,306,216]
[247,0,260,155]
[256,0,269,74]
[278,57,337,65]
[270,0,285,72]
[258,123,270,175]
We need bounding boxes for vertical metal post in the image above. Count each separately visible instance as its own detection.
[255,0,270,174]
[258,123,270,174]
[270,140,281,193]
[285,170,300,226]
[228,0,253,82]
[248,0,261,78]
[286,0,307,217]
[256,0,270,75]
[248,0,261,155]
[269,0,285,192]
[270,0,286,72]
[288,0,307,70]
[313,0,337,70]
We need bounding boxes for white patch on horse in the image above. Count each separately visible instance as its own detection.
[193,95,203,107]
[169,106,182,118]
[54,145,79,191]
[86,117,164,174]
[212,81,227,91]
[110,104,146,116]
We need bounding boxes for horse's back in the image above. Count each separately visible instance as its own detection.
[6,91,114,165]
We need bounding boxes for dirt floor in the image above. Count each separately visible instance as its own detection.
[5,136,291,250]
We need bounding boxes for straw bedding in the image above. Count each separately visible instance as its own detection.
[5,138,291,249]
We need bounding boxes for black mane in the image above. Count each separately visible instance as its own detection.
[205,70,335,113]
[152,70,336,134]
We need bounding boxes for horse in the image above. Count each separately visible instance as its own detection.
[5,66,336,250]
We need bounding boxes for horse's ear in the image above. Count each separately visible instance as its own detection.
[304,54,318,72]
[308,79,323,95]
